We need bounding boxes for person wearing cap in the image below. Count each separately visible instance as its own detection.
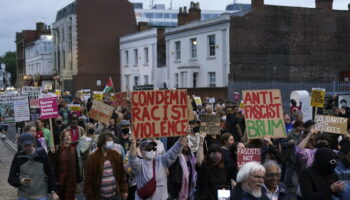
[128,134,187,200]
[118,119,131,152]
[300,147,344,200]
[196,132,236,200]
[8,133,58,200]
[334,142,350,200]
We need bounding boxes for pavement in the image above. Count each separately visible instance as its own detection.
[0,138,17,200]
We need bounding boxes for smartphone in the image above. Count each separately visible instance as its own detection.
[217,188,231,200]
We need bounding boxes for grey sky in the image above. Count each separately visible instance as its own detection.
[0,0,349,56]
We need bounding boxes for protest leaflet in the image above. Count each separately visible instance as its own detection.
[39,94,59,119]
[315,115,348,134]
[22,87,41,108]
[88,100,114,124]
[311,88,325,108]
[131,89,189,139]
[237,148,261,169]
[243,89,287,139]
[199,114,221,135]
[0,94,30,122]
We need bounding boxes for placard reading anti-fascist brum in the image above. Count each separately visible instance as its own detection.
[131,89,189,139]
[243,89,287,139]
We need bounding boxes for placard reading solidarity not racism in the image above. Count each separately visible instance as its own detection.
[39,94,59,119]
[0,94,30,122]
[131,89,188,139]
[237,148,261,169]
[315,115,348,134]
[199,114,221,135]
[88,100,114,124]
[243,89,287,139]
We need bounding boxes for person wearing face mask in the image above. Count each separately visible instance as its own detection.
[55,130,82,200]
[334,142,350,200]
[64,119,84,147]
[168,137,198,200]
[196,132,236,200]
[300,147,344,200]
[53,116,67,148]
[187,120,201,154]
[84,132,128,200]
[129,134,187,200]
[118,120,131,152]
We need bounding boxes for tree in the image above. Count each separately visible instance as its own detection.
[0,51,17,86]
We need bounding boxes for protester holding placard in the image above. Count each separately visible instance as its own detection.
[36,119,54,153]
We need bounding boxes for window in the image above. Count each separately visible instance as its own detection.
[175,41,181,60]
[190,38,197,59]
[144,75,149,85]
[134,76,139,86]
[62,50,66,69]
[144,47,149,64]
[208,35,216,56]
[180,72,188,88]
[193,72,198,88]
[125,75,130,91]
[125,50,129,65]
[175,73,179,88]
[208,72,216,87]
[134,49,138,65]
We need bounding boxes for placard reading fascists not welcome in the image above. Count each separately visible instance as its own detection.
[131,89,189,139]
[243,89,287,139]
[315,115,348,135]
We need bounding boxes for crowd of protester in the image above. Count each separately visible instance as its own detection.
[6,93,350,200]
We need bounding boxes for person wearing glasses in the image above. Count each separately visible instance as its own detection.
[299,148,344,200]
[231,161,268,200]
[262,160,290,200]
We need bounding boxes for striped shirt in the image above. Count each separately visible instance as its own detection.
[100,160,116,198]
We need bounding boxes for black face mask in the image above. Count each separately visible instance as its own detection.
[121,128,130,135]
[192,126,200,133]
[88,128,95,134]
[56,120,62,125]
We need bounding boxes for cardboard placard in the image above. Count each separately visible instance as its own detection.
[114,92,128,107]
[199,114,221,135]
[93,91,103,101]
[194,96,202,106]
[22,87,42,108]
[68,104,81,112]
[131,89,188,139]
[88,100,114,124]
[187,96,195,121]
[39,94,59,119]
[243,89,287,139]
[311,88,325,108]
[0,94,30,122]
[315,115,348,134]
[237,148,261,169]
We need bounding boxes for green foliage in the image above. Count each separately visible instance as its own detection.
[0,51,17,85]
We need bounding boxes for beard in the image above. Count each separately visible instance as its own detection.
[242,182,262,198]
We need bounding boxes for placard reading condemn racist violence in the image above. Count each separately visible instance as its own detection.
[199,114,221,135]
[315,115,348,135]
[22,87,42,108]
[243,89,287,139]
[0,94,30,122]
[237,148,261,169]
[131,89,188,139]
[114,92,128,107]
[88,100,114,124]
[311,88,325,108]
[39,94,59,119]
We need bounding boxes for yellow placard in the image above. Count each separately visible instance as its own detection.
[311,88,325,108]
[93,91,103,101]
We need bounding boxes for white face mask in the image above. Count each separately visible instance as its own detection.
[104,141,114,149]
[143,150,156,160]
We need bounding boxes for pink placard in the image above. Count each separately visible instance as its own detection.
[39,97,59,119]
[237,148,261,169]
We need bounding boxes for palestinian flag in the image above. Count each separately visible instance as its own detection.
[102,76,114,94]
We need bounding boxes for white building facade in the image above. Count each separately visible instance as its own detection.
[165,14,231,88]
[120,28,165,91]
[24,35,54,89]
[52,1,78,91]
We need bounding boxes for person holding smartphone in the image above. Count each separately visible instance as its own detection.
[8,133,59,200]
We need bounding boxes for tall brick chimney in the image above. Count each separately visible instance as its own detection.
[252,0,264,9]
[188,2,201,22]
[316,0,333,10]
[36,22,45,32]
[177,6,189,26]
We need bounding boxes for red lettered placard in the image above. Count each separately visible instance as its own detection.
[114,92,128,107]
[131,89,188,139]
[237,148,261,169]
[243,89,287,139]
